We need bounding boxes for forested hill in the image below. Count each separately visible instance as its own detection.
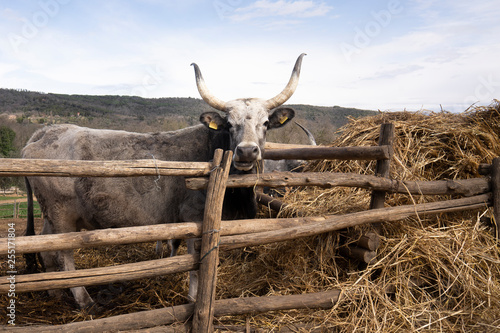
[0,88,214,120]
[0,88,377,146]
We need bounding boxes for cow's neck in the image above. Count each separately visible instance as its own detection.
[208,129,258,220]
[222,166,258,220]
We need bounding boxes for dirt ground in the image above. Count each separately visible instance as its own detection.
[0,198,28,205]
[0,217,38,236]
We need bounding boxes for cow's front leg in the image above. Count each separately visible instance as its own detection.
[155,241,163,257]
[39,248,94,308]
[40,215,94,309]
[155,238,181,258]
[58,249,95,309]
[187,238,198,302]
[179,191,206,302]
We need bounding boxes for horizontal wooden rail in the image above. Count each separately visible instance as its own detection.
[186,171,490,196]
[0,216,322,255]
[478,163,492,175]
[263,145,391,161]
[2,290,341,332]
[218,194,490,251]
[0,254,198,293]
[0,222,198,255]
[0,158,212,177]
[265,142,315,150]
[0,146,390,178]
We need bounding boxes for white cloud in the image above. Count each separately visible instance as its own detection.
[230,0,333,22]
[0,63,18,76]
[364,64,424,81]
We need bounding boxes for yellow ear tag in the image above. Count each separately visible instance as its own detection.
[209,121,218,130]
[279,116,288,124]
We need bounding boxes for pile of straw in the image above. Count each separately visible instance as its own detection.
[216,102,500,331]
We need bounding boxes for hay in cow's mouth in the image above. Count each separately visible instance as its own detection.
[234,161,254,171]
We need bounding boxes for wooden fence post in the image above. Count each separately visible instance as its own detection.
[491,157,500,240]
[366,123,394,248]
[192,149,233,332]
[344,123,395,263]
[370,123,395,211]
[14,200,19,218]
[368,122,395,241]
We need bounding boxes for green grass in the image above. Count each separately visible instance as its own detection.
[0,201,42,218]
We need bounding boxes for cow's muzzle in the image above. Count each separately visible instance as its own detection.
[234,145,260,171]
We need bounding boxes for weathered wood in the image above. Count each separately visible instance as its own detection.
[2,290,341,332]
[218,194,490,251]
[368,123,395,248]
[491,157,500,240]
[120,323,191,332]
[0,254,198,293]
[0,215,324,255]
[263,145,390,161]
[193,149,232,332]
[478,163,492,175]
[185,171,490,196]
[370,123,395,210]
[357,231,381,251]
[214,289,340,316]
[0,158,212,177]
[256,192,285,212]
[347,229,382,262]
[339,246,377,264]
[213,323,334,333]
[265,142,315,150]
[0,222,201,255]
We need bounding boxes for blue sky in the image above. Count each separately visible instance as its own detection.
[1,0,499,112]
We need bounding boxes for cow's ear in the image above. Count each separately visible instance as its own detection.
[268,107,295,129]
[200,112,227,131]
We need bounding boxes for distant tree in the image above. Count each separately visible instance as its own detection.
[0,126,16,157]
[0,126,17,193]
[0,177,11,194]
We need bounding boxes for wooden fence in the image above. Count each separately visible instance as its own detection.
[0,122,498,332]
[0,200,41,219]
[0,200,25,219]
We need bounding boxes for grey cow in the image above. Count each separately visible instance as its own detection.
[263,121,317,173]
[22,53,306,309]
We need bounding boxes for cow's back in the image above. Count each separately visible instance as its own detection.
[23,124,210,161]
[22,124,212,231]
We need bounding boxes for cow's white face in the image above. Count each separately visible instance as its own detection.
[226,99,269,171]
[200,99,295,171]
[193,53,305,171]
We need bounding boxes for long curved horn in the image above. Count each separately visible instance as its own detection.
[191,63,227,112]
[295,121,317,146]
[264,53,306,110]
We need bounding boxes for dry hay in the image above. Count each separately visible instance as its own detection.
[1,102,500,331]
[217,102,500,331]
[225,101,500,332]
